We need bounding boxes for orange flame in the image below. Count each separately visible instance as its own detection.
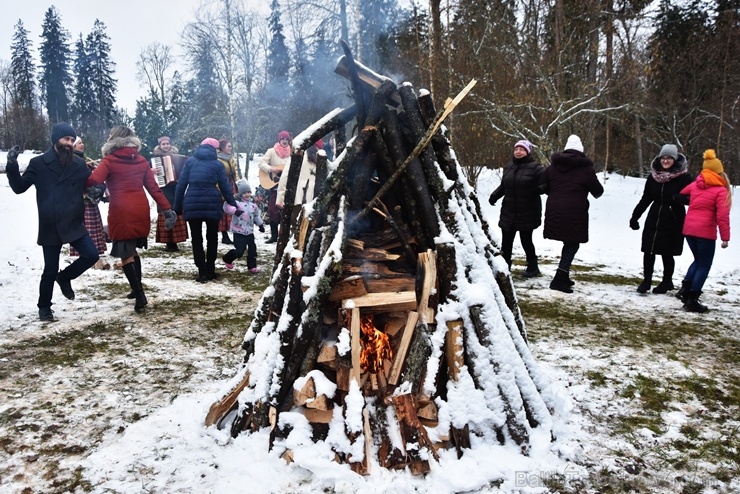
[359,313,392,373]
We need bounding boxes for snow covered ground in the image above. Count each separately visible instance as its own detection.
[0,152,737,493]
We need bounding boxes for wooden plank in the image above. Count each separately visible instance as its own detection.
[417,249,437,323]
[328,275,368,302]
[342,291,417,311]
[350,308,362,385]
[388,311,419,385]
[445,320,464,381]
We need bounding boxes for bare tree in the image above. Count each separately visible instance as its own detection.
[136,42,174,128]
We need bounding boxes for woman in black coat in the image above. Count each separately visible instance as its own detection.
[174,138,238,283]
[542,134,604,293]
[630,144,692,294]
[489,140,544,277]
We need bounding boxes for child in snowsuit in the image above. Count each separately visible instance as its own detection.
[222,179,265,273]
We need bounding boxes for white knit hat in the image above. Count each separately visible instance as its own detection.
[564,134,584,153]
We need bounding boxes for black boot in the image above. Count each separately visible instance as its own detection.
[165,242,179,252]
[522,259,541,278]
[123,262,147,313]
[127,257,142,299]
[221,232,233,245]
[637,254,654,293]
[549,269,573,293]
[683,290,708,313]
[652,279,674,294]
[637,279,652,293]
[56,272,75,300]
[675,280,691,303]
[266,223,279,243]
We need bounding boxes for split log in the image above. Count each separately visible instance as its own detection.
[416,250,437,323]
[317,343,338,370]
[390,394,439,474]
[204,371,250,428]
[388,311,419,385]
[341,291,417,312]
[369,398,407,469]
[346,247,401,262]
[355,223,415,249]
[349,307,362,385]
[363,273,416,293]
[445,319,471,456]
[303,408,334,424]
[328,275,367,302]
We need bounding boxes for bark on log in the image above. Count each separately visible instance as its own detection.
[335,54,402,108]
[398,84,446,206]
[339,40,372,129]
[417,91,459,182]
[495,271,528,343]
[274,152,305,271]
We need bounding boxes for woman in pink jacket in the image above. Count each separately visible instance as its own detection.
[676,150,731,313]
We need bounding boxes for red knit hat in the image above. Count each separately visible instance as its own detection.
[278,131,291,141]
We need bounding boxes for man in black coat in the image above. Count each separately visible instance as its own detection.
[6,122,100,321]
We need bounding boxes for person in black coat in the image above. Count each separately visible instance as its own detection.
[174,138,238,283]
[489,139,545,277]
[541,134,604,293]
[630,144,693,294]
[5,123,100,321]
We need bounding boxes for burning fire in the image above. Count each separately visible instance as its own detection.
[359,314,392,373]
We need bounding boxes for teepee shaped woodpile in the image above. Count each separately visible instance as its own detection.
[206,43,557,475]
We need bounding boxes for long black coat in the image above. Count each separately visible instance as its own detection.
[631,154,693,255]
[489,155,544,231]
[542,150,604,244]
[174,144,237,221]
[6,147,90,246]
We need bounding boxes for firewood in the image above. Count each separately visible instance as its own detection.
[417,249,437,323]
[381,313,407,337]
[204,370,250,428]
[281,449,294,464]
[350,308,362,385]
[347,239,364,250]
[388,311,419,385]
[293,377,316,407]
[346,247,401,262]
[317,344,338,369]
[417,401,439,426]
[390,394,437,474]
[364,273,416,293]
[328,276,368,302]
[342,291,417,312]
[305,394,331,410]
[445,320,464,381]
[302,408,334,424]
[348,408,372,475]
[335,54,402,107]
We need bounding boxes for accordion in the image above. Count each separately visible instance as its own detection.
[151,156,176,187]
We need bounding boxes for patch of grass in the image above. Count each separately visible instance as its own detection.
[586,370,608,387]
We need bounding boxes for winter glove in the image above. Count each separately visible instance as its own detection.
[233,209,244,217]
[86,184,106,202]
[629,218,639,231]
[6,145,20,166]
[488,194,497,206]
[259,224,265,233]
[163,209,177,230]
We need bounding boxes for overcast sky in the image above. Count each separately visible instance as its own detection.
[0,0,206,115]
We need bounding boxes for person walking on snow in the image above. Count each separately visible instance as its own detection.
[489,139,545,277]
[541,134,604,293]
[630,144,693,294]
[5,122,100,321]
[222,179,265,273]
[676,149,731,313]
[86,125,177,314]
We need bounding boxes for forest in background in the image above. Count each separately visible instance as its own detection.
[1,0,738,183]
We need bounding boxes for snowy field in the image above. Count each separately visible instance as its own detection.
[0,151,738,493]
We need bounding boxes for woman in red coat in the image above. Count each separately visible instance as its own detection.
[87,126,176,313]
[676,149,731,313]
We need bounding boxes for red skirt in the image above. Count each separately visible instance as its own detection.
[71,202,107,256]
[218,212,232,233]
[155,213,189,243]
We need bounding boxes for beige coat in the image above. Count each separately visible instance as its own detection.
[258,147,290,174]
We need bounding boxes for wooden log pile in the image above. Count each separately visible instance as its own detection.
[205,44,557,475]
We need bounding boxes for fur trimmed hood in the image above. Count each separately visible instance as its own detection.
[102,135,142,157]
[153,144,179,156]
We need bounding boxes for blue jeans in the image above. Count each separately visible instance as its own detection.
[684,236,716,292]
[224,233,257,268]
[39,235,99,309]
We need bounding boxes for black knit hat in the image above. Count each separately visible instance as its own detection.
[51,122,77,144]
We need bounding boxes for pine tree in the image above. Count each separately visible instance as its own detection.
[39,7,71,123]
[70,34,96,135]
[266,0,290,82]
[358,0,399,72]
[10,19,36,109]
[86,20,118,138]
